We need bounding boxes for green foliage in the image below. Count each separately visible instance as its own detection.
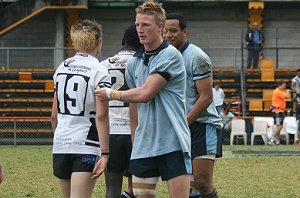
[0,145,299,197]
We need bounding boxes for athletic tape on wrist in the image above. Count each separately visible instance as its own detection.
[105,88,112,100]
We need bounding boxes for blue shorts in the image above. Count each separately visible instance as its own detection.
[53,154,98,179]
[189,122,222,159]
[129,150,191,181]
[107,134,132,177]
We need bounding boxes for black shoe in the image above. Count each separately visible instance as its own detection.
[120,191,135,198]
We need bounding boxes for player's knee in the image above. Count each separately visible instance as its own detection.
[132,176,158,196]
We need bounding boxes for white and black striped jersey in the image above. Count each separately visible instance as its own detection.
[100,50,135,135]
[52,52,111,155]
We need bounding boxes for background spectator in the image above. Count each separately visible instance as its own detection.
[268,82,290,145]
[213,84,225,115]
[245,22,264,69]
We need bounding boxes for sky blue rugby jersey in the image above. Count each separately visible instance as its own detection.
[181,42,223,129]
[125,41,191,160]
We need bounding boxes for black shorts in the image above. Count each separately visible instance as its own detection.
[129,150,191,181]
[107,134,132,177]
[189,121,222,159]
[273,112,285,126]
[53,154,98,179]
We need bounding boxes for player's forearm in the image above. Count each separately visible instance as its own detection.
[187,95,212,125]
[96,116,110,153]
[129,103,138,143]
[95,100,110,153]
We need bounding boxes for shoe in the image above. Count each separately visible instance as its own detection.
[120,191,135,198]
[268,139,275,145]
[274,140,280,145]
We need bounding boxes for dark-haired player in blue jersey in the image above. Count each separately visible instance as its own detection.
[164,13,223,198]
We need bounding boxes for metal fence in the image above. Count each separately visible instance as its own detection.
[0,117,53,145]
[1,46,300,70]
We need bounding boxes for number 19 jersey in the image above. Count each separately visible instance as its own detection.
[52,53,111,155]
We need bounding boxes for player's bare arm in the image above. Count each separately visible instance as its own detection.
[187,76,213,125]
[95,73,167,103]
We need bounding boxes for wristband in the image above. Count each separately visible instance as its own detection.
[101,152,109,156]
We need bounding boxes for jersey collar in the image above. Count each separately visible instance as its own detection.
[180,41,190,53]
[133,40,169,58]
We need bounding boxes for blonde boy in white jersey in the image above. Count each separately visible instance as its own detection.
[51,19,111,198]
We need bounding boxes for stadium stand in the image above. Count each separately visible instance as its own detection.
[0,69,54,117]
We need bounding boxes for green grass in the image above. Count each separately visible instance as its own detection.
[0,145,299,197]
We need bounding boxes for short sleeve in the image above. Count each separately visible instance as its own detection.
[149,47,183,80]
[193,53,212,81]
[95,65,111,89]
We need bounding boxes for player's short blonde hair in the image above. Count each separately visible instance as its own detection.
[70,19,102,51]
[135,0,166,25]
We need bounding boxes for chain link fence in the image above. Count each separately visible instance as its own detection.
[0,117,53,145]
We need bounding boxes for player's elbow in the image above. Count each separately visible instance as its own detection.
[139,93,152,103]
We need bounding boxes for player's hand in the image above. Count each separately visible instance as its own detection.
[95,87,111,101]
[91,156,108,179]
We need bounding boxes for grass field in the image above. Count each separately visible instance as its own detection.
[0,145,299,198]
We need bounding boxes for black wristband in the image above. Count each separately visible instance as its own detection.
[101,152,109,156]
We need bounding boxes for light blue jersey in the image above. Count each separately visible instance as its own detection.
[125,41,191,160]
[181,42,223,129]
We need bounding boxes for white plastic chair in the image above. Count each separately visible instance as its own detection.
[251,120,268,145]
[279,123,290,145]
[230,119,247,145]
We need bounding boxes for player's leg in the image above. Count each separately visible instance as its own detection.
[129,156,160,197]
[167,174,190,198]
[192,158,216,196]
[70,154,99,198]
[105,135,129,197]
[190,122,221,197]
[132,176,159,198]
[121,135,135,197]
[158,151,192,198]
[105,171,123,198]
[59,179,71,198]
[53,154,72,198]
[71,172,96,198]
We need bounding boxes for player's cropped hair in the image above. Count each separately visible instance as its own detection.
[70,19,103,51]
[135,0,166,25]
[166,13,187,30]
[122,24,142,51]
